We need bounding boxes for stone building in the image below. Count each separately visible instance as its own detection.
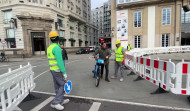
[111,0,190,49]
[0,0,98,56]
[91,6,104,44]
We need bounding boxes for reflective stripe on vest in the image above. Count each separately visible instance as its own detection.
[127,46,131,51]
[115,47,124,62]
[47,44,60,71]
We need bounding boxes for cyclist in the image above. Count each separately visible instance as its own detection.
[1,51,5,61]
[92,42,111,82]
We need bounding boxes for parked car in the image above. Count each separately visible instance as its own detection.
[89,46,96,52]
[76,48,90,54]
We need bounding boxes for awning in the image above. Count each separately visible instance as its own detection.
[79,39,83,42]
[59,37,66,42]
[5,38,15,42]
[69,38,76,42]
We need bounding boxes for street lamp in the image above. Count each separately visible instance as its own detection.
[10,18,17,28]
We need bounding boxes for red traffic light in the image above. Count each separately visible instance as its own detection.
[100,38,104,41]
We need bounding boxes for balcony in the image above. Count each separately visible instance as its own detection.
[117,0,174,9]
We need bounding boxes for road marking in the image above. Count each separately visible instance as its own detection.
[0,65,9,67]
[30,96,54,111]
[34,70,50,80]
[89,102,101,111]
[32,91,190,111]
[34,60,80,80]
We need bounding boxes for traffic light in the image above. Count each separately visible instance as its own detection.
[100,38,104,42]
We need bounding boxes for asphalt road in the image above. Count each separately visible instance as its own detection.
[1,53,190,111]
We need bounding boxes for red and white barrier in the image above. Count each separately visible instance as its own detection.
[171,62,190,95]
[125,46,190,96]
[125,54,134,71]
[133,57,175,91]
[126,46,190,57]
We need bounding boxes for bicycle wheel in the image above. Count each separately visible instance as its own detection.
[95,67,100,87]
[5,57,9,62]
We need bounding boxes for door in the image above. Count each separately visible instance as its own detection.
[31,32,46,55]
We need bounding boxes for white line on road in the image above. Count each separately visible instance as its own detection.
[32,91,190,111]
[34,70,50,80]
[30,96,54,111]
[0,65,9,67]
[34,60,80,80]
[89,102,101,111]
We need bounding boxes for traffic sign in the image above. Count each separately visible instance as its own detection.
[1,40,6,47]
[64,80,72,94]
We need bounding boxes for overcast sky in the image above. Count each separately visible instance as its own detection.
[91,0,108,9]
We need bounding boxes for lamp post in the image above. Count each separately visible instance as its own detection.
[10,18,17,28]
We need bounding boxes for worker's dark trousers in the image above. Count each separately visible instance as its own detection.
[50,70,66,104]
[101,63,109,78]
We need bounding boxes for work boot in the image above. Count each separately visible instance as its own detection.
[101,75,103,79]
[111,76,117,79]
[120,78,124,82]
[105,78,110,82]
[61,99,70,105]
[50,104,64,110]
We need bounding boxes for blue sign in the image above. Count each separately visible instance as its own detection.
[64,80,72,94]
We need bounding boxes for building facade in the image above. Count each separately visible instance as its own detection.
[103,0,111,48]
[91,6,104,44]
[181,8,190,45]
[111,0,190,49]
[0,0,98,56]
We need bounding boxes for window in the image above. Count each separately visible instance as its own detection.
[40,0,43,4]
[56,0,63,8]
[162,8,171,25]
[58,30,65,38]
[79,34,82,39]
[57,15,64,27]
[134,36,141,48]
[6,29,16,48]
[70,32,74,38]
[32,0,38,3]
[119,0,124,3]
[7,29,15,38]
[162,34,170,47]
[4,10,12,24]
[70,21,74,30]
[181,9,190,23]
[134,11,142,27]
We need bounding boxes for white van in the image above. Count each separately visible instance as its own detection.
[89,46,96,52]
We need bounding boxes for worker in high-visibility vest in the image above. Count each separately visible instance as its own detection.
[127,43,131,51]
[111,40,126,82]
[47,31,69,110]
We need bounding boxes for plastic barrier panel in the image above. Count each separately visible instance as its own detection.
[134,57,175,91]
[171,62,190,95]
[0,63,35,111]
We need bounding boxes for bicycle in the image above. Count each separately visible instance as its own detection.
[92,57,104,87]
[0,56,9,62]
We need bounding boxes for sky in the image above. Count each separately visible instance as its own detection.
[91,0,108,9]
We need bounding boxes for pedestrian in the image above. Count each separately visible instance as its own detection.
[93,42,111,82]
[111,40,126,82]
[61,45,68,66]
[47,31,69,110]
[127,43,131,51]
